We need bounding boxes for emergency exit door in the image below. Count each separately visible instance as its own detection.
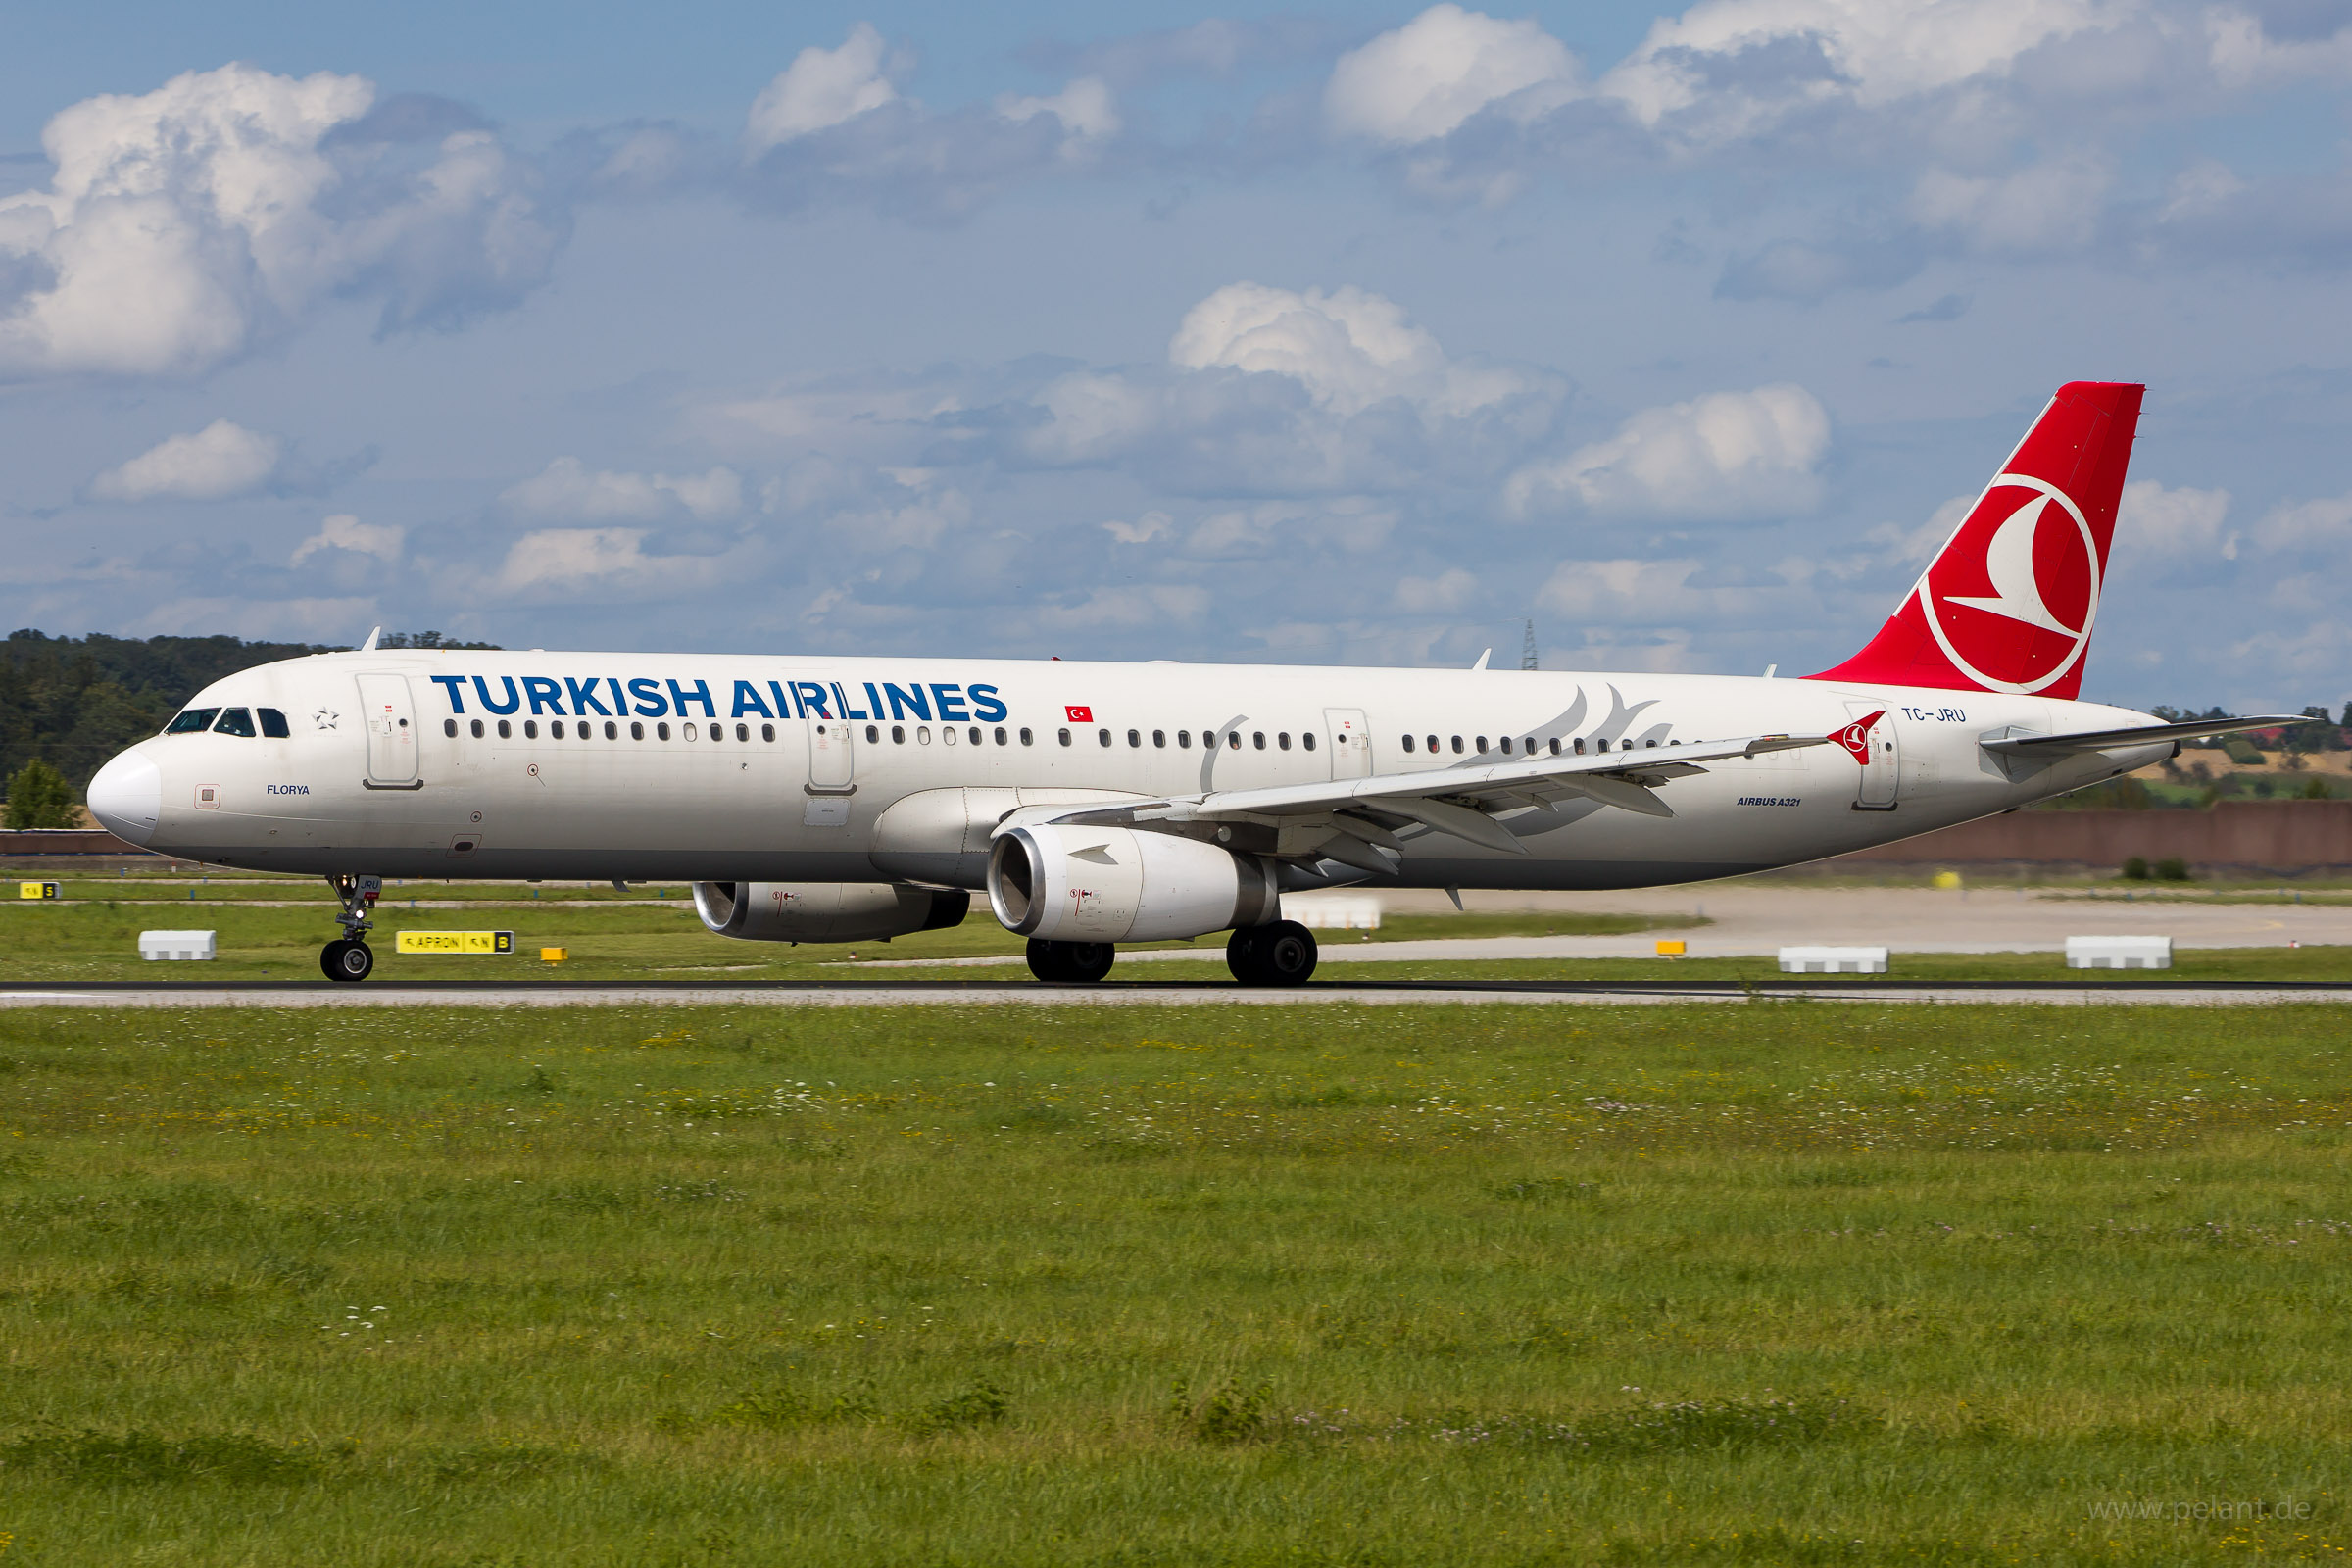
[1325,709,1372,779]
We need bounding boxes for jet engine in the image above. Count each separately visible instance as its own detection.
[987,824,1280,943]
[692,881,969,943]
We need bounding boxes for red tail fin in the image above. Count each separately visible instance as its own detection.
[1809,381,2143,700]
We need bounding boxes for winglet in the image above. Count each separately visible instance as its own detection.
[1834,710,1884,765]
[358,625,382,654]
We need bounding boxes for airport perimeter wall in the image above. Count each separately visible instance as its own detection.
[1821,800,2352,877]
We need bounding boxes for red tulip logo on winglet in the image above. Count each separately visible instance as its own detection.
[1836,710,1884,765]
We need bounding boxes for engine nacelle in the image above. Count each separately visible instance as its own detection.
[692,882,969,943]
[987,824,1280,943]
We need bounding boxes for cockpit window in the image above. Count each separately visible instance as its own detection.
[213,708,257,737]
[258,708,290,738]
[165,708,220,735]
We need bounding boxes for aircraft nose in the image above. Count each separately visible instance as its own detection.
[86,749,163,846]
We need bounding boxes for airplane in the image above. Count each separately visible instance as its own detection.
[83,380,2291,985]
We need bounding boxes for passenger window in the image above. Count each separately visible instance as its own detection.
[865,724,879,743]
[892,725,906,744]
[1152,730,1165,748]
[1303,733,1315,751]
[762,724,775,742]
[1596,738,1609,752]
[917,726,931,745]
[607,721,620,740]
[1099,728,1111,747]
[524,720,538,739]
[969,727,982,745]
[1574,738,1586,755]
[943,726,956,746]
[658,722,671,741]
[631,721,645,740]
[1229,732,1241,750]
[1402,735,1415,752]
[1019,728,1034,746]
[1427,735,1439,754]
[214,708,257,737]
[1178,730,1192,748]
[1252,732,1265,750]
[1647,738,1659,748]
[1476,736,1488,753]
[1058,728,1071,747]
[1450,736,1463,754]
[471,719,484,739]
[166,708,220,735]
[1548,738,1560,756]
[1128,729,1141,748]
[259,708,290,738]
[737,723,750,742]
[1278,732,1291,751]
[1499,736,1512,755]
[993,726,1007,746]
[498,719,513,739]
[683,722,699,741]
[552,720,565,739]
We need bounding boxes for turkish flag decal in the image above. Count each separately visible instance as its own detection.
[1065,705,1093,722]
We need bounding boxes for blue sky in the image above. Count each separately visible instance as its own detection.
[3,0,2349,710]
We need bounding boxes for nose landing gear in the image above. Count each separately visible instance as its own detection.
[320,874,381,983]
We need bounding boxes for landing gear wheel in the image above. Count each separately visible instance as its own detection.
[1026,939,1115,984]
[320,939,374,983]
[1227,921,1317,986]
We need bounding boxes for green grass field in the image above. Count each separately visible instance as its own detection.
[0,1002,2347,1564]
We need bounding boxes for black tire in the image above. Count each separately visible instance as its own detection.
[1026,939,1115,984]
[1228,921,1316,986]
[1225,926,1266,984]
[320,940,373,983]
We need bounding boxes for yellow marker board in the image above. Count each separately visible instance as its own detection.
[395,930,514,955]
[19,881,60,900]
[1655,939,1687,957]
[540,947,568,962]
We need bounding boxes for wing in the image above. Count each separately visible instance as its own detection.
[1980,714,2304,757]
[1019,732,1832,862]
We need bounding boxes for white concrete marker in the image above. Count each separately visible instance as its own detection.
[2067,935,2172,969]
[138,930,217,961]
[1780,946,1888,974]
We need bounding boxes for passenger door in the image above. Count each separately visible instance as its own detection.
[1846,702,1897,809]
[356,674,418,785]
[1325,709,1372,780]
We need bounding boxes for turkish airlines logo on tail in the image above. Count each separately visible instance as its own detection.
[1920,473,2101,695]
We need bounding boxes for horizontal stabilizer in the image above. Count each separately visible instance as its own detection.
[1981,714,2305,757]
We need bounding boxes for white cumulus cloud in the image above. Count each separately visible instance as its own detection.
[2252,490,2352,553]
[1324,5,1580,144]
[998,76,1121,142]
[1505,384,1831,520]
[745,24,901,155]
[1169,280,1523,417]
[0,64,564,379]
[499,457,746,522]
[88,419,281,501]
[1604,0,2133,137]
[2119,478,2233,557]
[493,527,653,591]
[1910,153,2115,254]
[290,513,405,565]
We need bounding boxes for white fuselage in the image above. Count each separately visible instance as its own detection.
[91,650,2163,891]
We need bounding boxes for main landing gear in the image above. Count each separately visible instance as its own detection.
[1026,939,1115,984]
[1021,922,1321,987]
[319,873,381,983]
[1226,920,1318,986]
